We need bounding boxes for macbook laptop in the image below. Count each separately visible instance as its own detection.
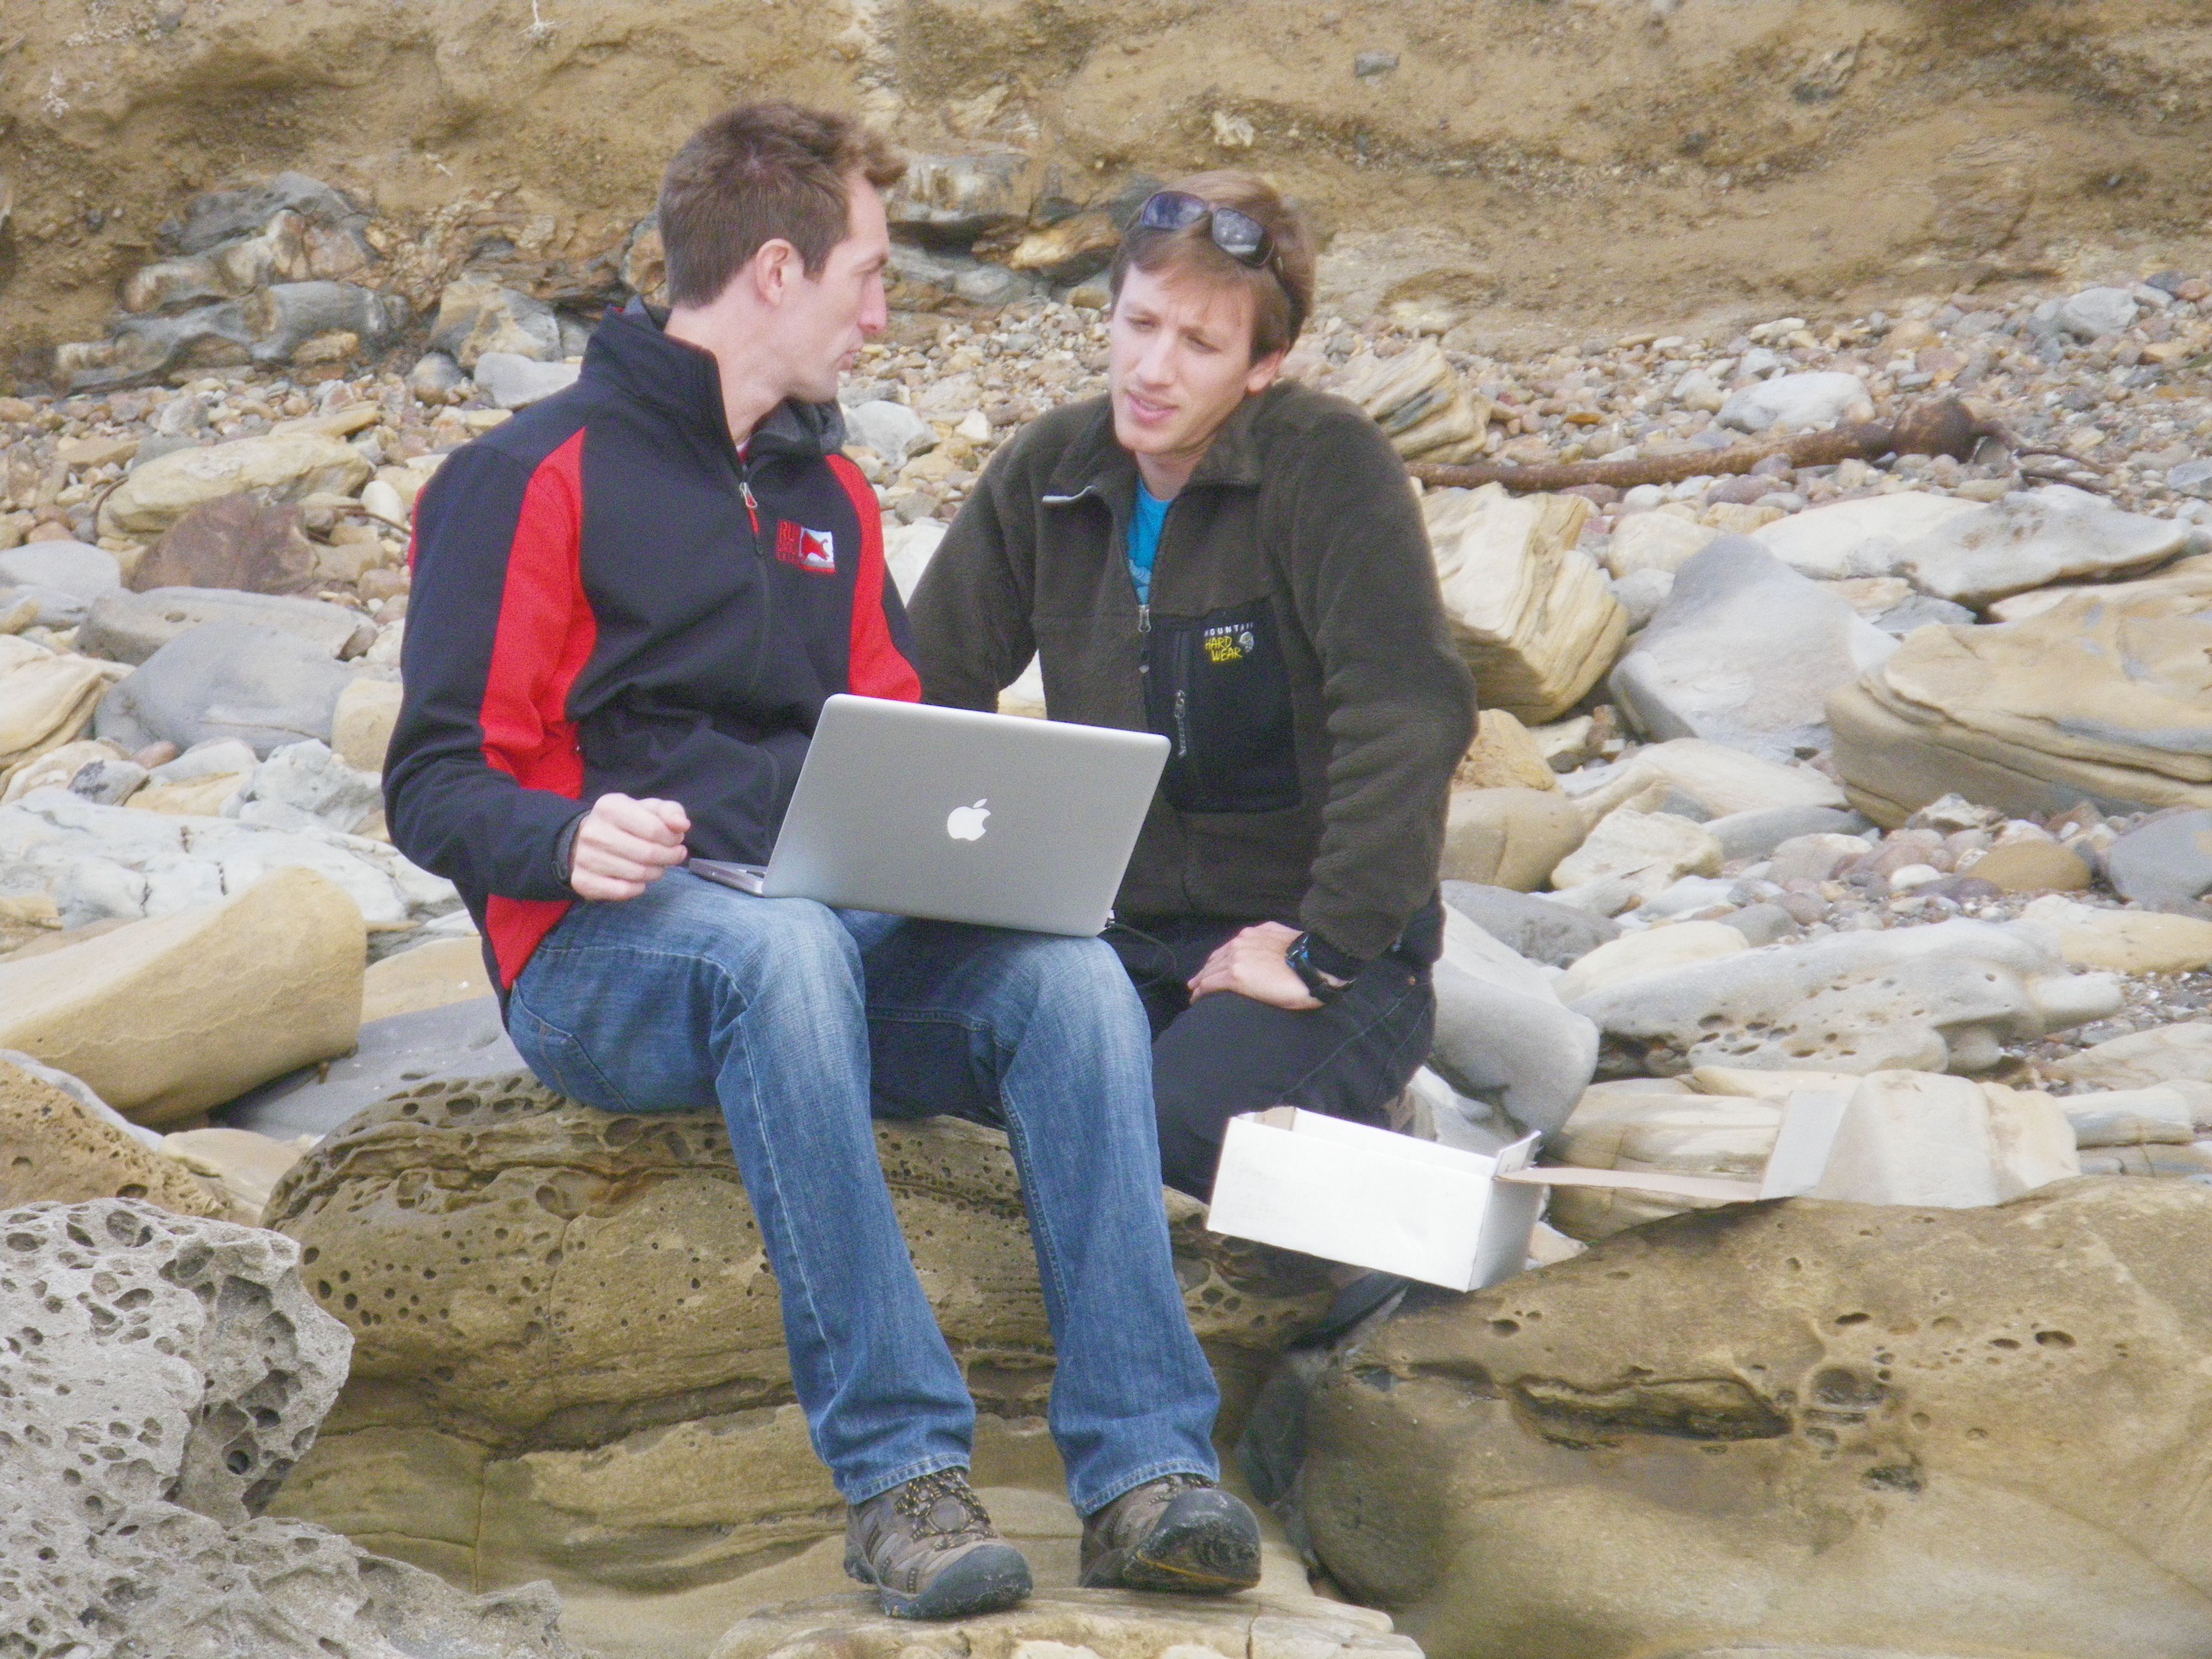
[690,694,1168,936]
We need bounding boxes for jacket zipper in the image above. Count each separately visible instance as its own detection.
[1172,686,1189,758]
[739,478,761,542]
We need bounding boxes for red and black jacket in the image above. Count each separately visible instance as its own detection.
[385,299,919,990]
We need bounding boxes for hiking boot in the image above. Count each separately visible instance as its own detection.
[844,1468,1032,1620]
[1078,1474,1262,1595]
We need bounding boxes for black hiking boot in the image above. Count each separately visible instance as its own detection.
[844,1468,1033,1620]
[1078,1473,1262,1595]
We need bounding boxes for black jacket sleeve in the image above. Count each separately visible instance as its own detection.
[384,442,590,904]
[907,441,1040,712]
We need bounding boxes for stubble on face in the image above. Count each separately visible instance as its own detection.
[1107,264,1275,493]
[790,176,891,404]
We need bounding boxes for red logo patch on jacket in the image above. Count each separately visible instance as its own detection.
[775,521,837,575]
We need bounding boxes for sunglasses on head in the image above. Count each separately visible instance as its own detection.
[1134,190,1276,270]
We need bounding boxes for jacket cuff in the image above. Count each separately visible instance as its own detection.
[1300,929,1368,982]
[553,810,588,891]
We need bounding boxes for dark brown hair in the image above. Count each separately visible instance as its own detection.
[659,101,906,307]
[1106,170,1316,359]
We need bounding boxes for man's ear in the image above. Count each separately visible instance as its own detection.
[1244,344,1288,397]
[749,237,802,307]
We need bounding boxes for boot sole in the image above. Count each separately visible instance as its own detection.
[848,1541,1034,1621]
[1082,1494,1262,1595]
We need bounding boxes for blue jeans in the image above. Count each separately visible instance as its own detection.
[504,868,1221,1512]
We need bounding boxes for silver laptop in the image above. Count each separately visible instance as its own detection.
[690,694,1168,935]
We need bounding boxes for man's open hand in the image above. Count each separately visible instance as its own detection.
[568,793,690,901]
[1186,921,1323,1011]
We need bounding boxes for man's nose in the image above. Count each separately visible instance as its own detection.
[858,273,888,336]
[1133,332,1178,385]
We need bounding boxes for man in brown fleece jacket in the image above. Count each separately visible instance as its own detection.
[909,171,1475,1198]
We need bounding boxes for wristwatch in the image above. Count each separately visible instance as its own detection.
[1285,930,1354,1003]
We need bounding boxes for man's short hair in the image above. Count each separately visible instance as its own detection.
[1106,170,1317,361]
[659,101,906,307]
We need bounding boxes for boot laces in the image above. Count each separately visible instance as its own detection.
[893,1469,990,1542]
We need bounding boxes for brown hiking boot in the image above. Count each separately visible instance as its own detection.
[1078,1473,1261,1594]
[844,1468,1032,1619]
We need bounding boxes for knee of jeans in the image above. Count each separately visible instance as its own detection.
[1020,934,1145,1026]
[751,897,863,989]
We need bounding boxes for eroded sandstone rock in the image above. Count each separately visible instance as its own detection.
[0,1056,232,1217]
[1298,1179,2212,1659]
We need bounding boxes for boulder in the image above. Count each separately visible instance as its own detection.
[1454,707,1558,791]
[1811,1070,2079,1206]
[159,1125,310,1217]
[1706,802,1869,860]
[1551,808,1722,896]
[1609,538,1898,761]
[0,867,364,1125]
[94,620,362,754]
[0,1197,578,1659]
[1423,484,1626,721]
[96,431,373,540]
[885,153,1032,241]
[1440,881,1618,968]
[843,399,934,467]
[361,936,495,1024]
[2051,1021,2212,1092]
[1553,919,1750,1004]
[0,637,124,784]
[1564,737,1847,822]
[1897,487,2189,607]
[1297,1179,2212,1659]
[1964,837,2093,893]
[1566,917,2121,1076]
[1716,369,1874,434]
[1326,342,1489,465]
[0,539,122,625]
[710,1591,1418,1659]
[427,276,561,368]
[2057,284,2140,340]
[127,493,319,594]
[476,351,582,409]
[0,1056,232,1217]
[262,1075,1333,1618]
[237,279,404,363]
[2105,807,2212,917]
[1600,510,1715,578]
[1828,563,2212,827]
[236,737,382,833]
[1543,1081,1786,1240]
[331,674,404,773]
[81,586,373,665]
[0,736,124,807]
[2060,1084,2211,1146]
[1752,488,1982,580]
[1429,908,1599,1136]
[1439,787,1585,890]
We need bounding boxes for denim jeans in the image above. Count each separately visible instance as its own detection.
[504,868,1220,1512]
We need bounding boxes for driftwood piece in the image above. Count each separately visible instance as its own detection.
[1404,398,2070,494]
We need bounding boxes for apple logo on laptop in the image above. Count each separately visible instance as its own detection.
[946,799,991,841]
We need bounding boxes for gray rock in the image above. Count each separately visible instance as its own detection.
[79,587,375,666]
[165,169,366,254]
[239,280,405,364]
[2057,285,2139,342]
[1608,538,1900,762]
[237,739,382,834]
[886,152,1031,241]
[1874,594,1978,634]
[1898,485,2188,606]
[0,1197,578,1659]
[1726,900,1803,946]
[66,302,254,393]
[1610,565,1674,629]
[1442,881,1621,967]
[0,540,121,617]
[2167,458,2212,498]
[67,757,149,805]
[1705,803,1870,860]
[953,262,1043,307]
[93,621,362,757]
[216,996,523,1139]
[408,349,467,402]
[2104,808,2212,918]
[427,276,561,369]
[844,398,934,466]
[1431,911,1598,1136]
[1717,371,1871,434]
[1353,49,1400,77]
[473,350,581,409]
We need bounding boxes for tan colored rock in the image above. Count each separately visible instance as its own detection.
[331,675,403,774]
[709,1590,1418,1659]
[1546,1085,1782,1240]
[2052,1021,2212,1092]
[1423,484,1627,722]
[1439,787,1585,890]
[0,735,122,805]
[0,638,125,785]
[1300,1179,2212,1659]
[361,937,493,1024]
[0,1056,231,1217]
[160,1125,311,1217]
[1326,341,1488,464]
[1963,838,2093,893]
[265,1076,1332,1607]
[1454,708,1558,792]
[96,431,373,540]
[1830,564,2212,827]
[1812,1071,2079,1207]
[0,868,365,1126]
[1567,737,1844,823]
[1601,510,1716,580]
[1551,807,1721,894]
[1553,920,1750,1004]
[128,770,251,816]
[2016,896,2212,974]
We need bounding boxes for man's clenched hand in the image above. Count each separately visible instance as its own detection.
[1186,920,1322,1011]
[568,794,690,901]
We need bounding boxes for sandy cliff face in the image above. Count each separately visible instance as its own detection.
[6,0,2212,371]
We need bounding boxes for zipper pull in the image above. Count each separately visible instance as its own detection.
[1136,602,1151,676]
[1137,602,1150,634]
[1173,687,1189,758]
[739,479,761,536]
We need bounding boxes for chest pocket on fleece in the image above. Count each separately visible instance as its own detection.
[1142,599,1301,814]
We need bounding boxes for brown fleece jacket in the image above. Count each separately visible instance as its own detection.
[908,380,1475,962]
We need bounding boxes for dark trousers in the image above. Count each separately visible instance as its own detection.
[1105,914,1437,1199]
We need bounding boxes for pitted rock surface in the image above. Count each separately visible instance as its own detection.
[0,1056,234,1217]
[1296,1178,2212,1659]
[0,1197,577,1659]
[262,1074,1331,1610]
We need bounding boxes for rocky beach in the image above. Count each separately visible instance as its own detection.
[10,2,2212,1657]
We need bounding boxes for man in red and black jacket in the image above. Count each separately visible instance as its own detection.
[386,102,1258,1623]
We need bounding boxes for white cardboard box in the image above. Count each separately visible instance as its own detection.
[1206,1093,1848,1292]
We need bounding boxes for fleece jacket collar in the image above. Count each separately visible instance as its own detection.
[583,298,847,463]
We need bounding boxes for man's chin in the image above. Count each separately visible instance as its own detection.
[1112,409,1186,457]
